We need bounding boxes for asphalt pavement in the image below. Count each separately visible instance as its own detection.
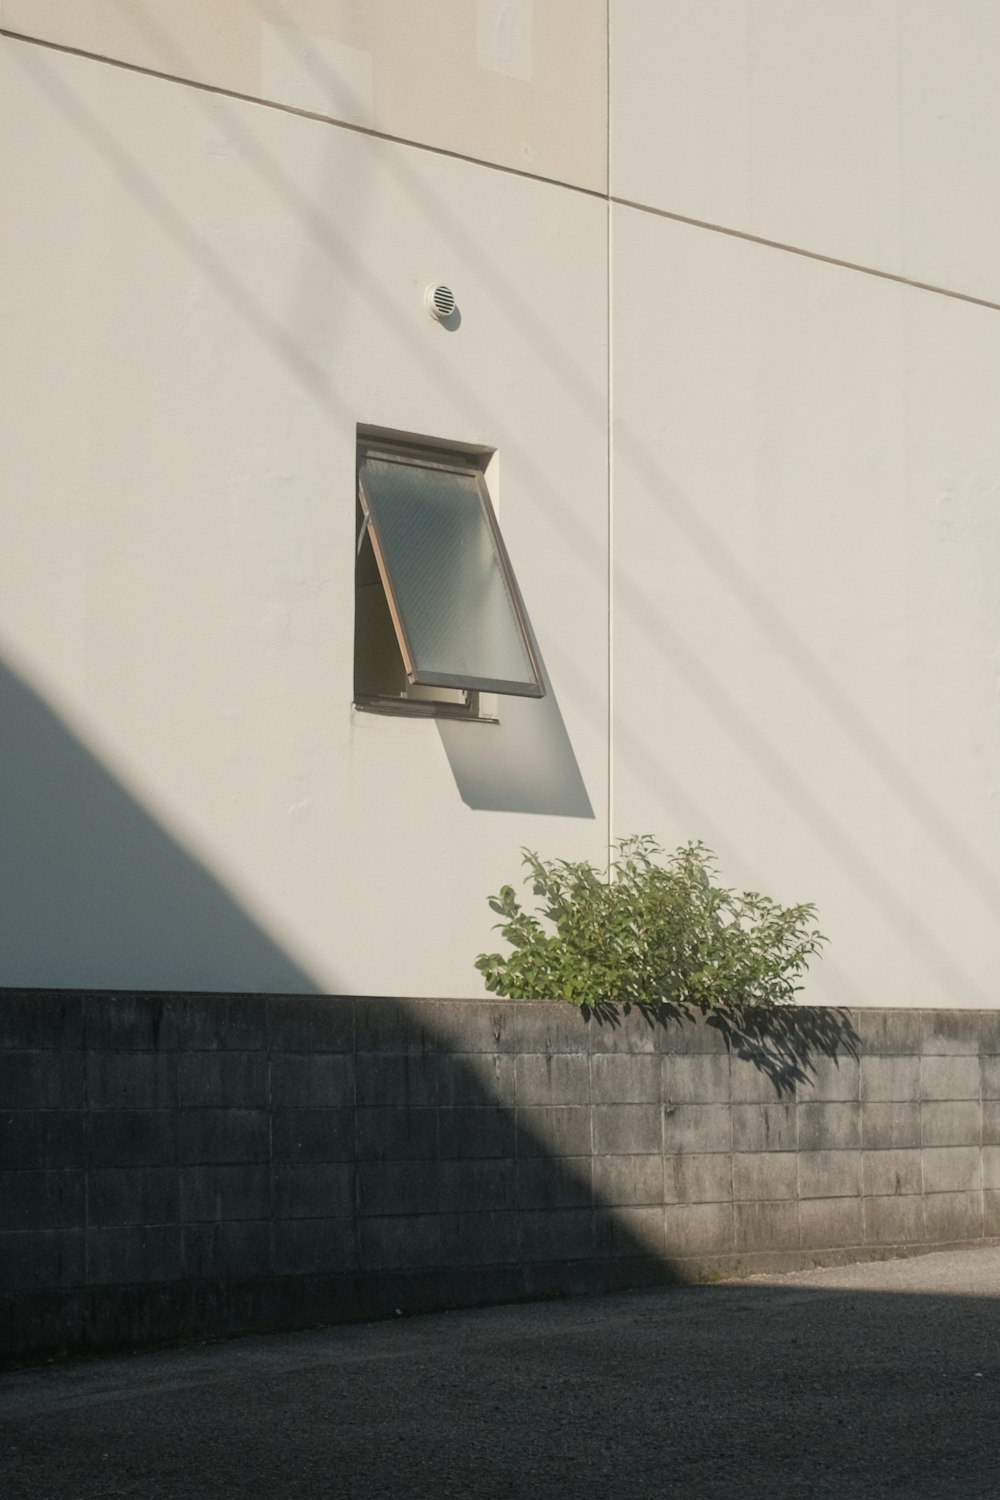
[3,1246,1000,1499]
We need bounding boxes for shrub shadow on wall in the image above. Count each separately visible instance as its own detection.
[583,1000,860,1099]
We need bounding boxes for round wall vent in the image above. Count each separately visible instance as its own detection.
[425,283,456,321]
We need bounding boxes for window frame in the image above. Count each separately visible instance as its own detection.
[353,435,544,719]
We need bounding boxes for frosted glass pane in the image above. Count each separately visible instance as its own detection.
[360,456,541,694]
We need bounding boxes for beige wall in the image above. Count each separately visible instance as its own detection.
[0,34,608,994]
[611,205,1000,1010]
[4,6,1000,1007]
[611,0,1000,304]
[0,0,608,192]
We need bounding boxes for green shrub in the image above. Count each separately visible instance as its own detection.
[475,836,826,1011]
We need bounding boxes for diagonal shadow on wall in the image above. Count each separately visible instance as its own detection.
[0,657,319,994]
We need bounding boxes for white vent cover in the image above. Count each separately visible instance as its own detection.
[425,283,456,321]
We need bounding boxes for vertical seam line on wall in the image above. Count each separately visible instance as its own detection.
[606,0,614,870]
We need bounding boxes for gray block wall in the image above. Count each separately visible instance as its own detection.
[2,992,1000,1363]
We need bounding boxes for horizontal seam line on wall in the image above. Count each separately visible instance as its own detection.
[612,196,1000,314]
[4,27,999,315]
[0,27,607,202]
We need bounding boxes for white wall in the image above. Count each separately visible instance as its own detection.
[612,0,1000,303]
[0,35,609,995]
[4,6,1000,1007]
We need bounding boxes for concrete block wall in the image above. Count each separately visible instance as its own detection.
[2,993,1000,1363]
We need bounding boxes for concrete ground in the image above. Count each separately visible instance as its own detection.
[2,1247,999,1499]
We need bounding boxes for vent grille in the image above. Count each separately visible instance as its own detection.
[425,284,456,321]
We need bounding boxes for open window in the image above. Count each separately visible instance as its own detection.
[354,435,544,718]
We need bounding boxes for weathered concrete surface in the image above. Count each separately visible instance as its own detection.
[2,1246,999,1499]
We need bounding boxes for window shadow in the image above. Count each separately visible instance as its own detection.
[436,668,594,816]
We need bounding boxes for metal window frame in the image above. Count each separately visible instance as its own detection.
[356,441,545,700]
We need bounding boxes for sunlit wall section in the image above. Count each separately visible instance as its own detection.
[0,0,608,193]
[610,4,1000,1009]
[0,33,609,995]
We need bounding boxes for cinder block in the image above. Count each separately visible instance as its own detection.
[518,1157,593,1211]
[860,1055,920,1103]
[519,1208,595,1262]
[921,1100,981,1147]
[516,1053,590,1107]
[984,1190,1000,1236]
[591,1053,661,1104]
[592,1154,664,1207]
[267,996,354,1054]
[733,1200,799,1252]
[505,1004,591,1056]
[797,1102,860,1151]
[921,1016,981,1055]
[438,1106,515,1160]
[861,1149,922,1198]
[162,994,268,1052]
[732,1152,798,1202]
[354,1052,434,1108]
[981,1056,1000,1101]
[360,1211,507,1272]
[923,1190,983,1242]
[86,1225,184,1284]
[439,1210,520,1266]
[861,1103,921,1150]
[722,1062,773,1110]
[358,1158,515,1217]
[274,1107,356,1163]
[983,1146,1000,1191]
[857,1010,930,1057]
[658,1015,729,1055]
[82,995,180,1052]
[360,1213,443,1271]
[664,1152,732,1205]
[800,1054,859,1102]
[592,1104,662,1156]
[180,1164,271,1223]
[427,1001,523,1056]
[665,1200,734,1255]
[920,1054,981,1101]
[179,1109,269,1166]
[436,1053,516,1107]
[583,1010,656,1054]
[273,1217,357,1275]
[0,1169,85,1232]
[662,1053,730,1104]
[0,1229,85,1289]
[798,1150,860,1200]
[0,1051,86,1110]
[663,1103,731,1155]
[274,1163,356,1220]
[922,1145,982,1194]
[516,1106,591,1159]
[984,1101,1000,1145]
[88,1111,178,1168]
[799,1197,862,1249]
[864,1194,925,1245]
[595,1204,665,1258]
[731,1103,796,1153]
[0,1112,86,1170]
[272,1053,355,1109]
[89,1168,180,1227]
[183,1221,273,1278]
[86,1052,177,1110]
[176,1052,268,1108]
[0,992,83,1050]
